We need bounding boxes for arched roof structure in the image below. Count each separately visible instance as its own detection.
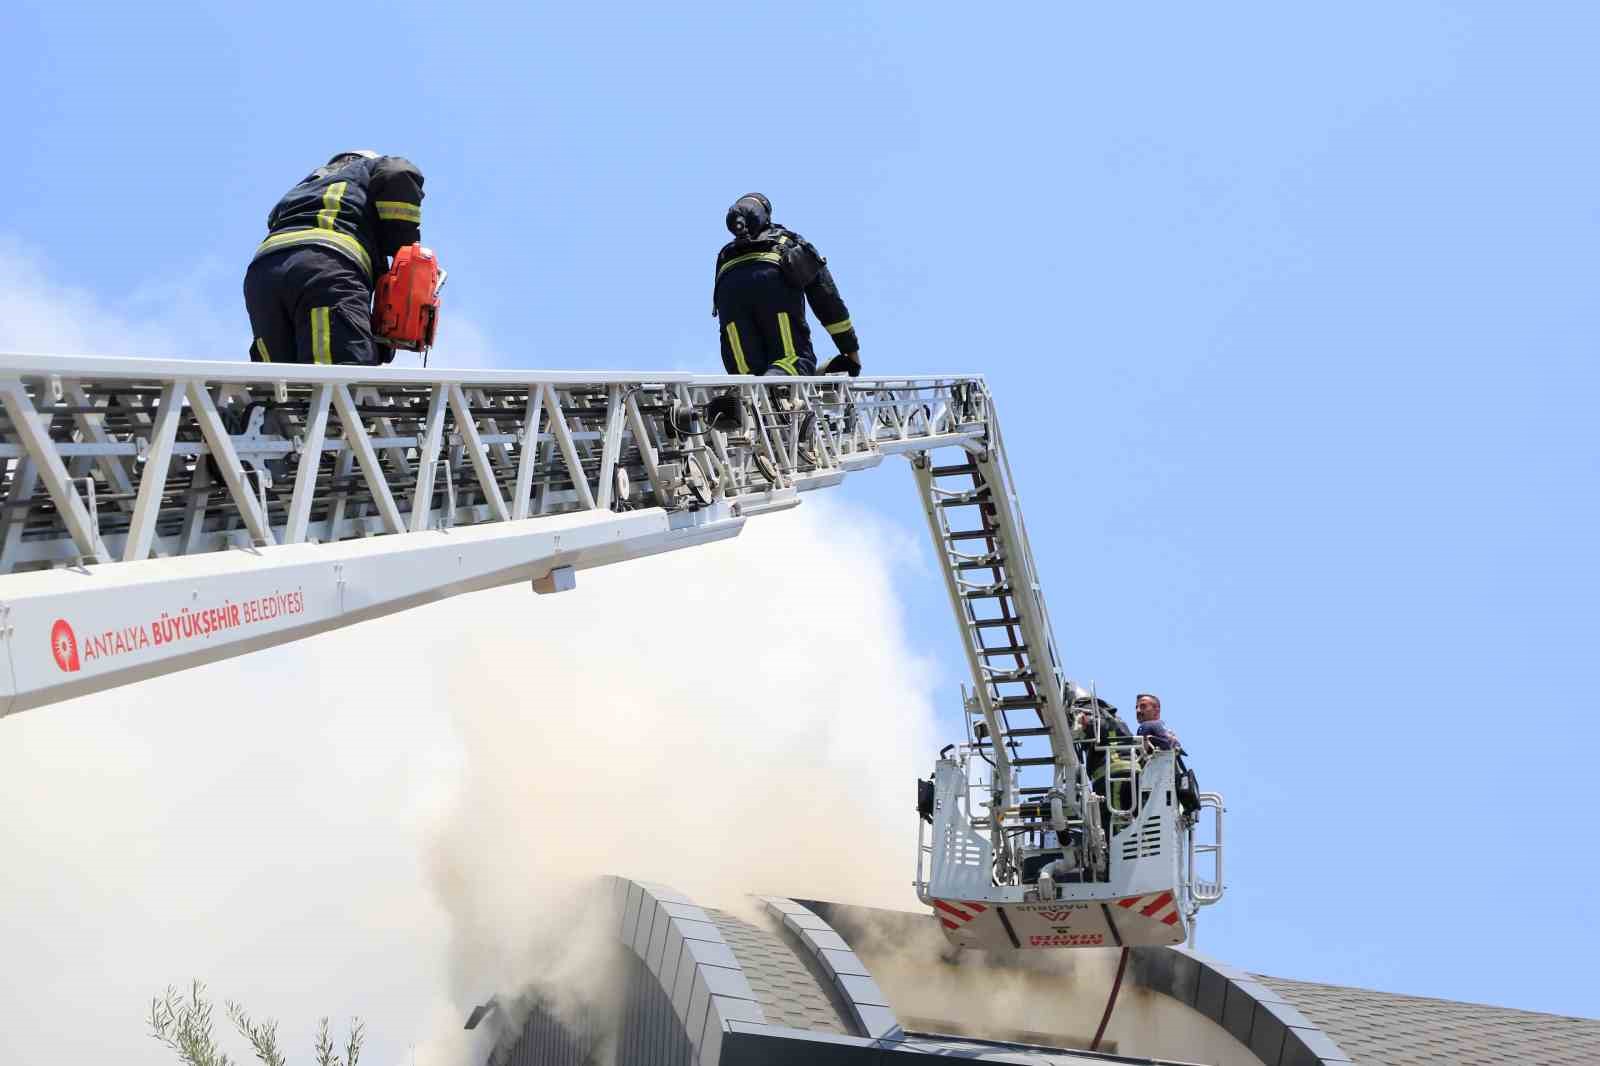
[473,880,1600,1066]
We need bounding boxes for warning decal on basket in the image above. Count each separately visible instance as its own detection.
[1116,890,1182,926]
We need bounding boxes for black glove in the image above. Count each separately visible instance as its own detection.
[823,351,861,377]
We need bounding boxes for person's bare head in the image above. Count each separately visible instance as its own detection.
[1135,693,1161,722]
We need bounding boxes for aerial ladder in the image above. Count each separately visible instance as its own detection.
[0,351,1223,947]
[911,415,1226,950]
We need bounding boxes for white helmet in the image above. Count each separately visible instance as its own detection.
[326,149,380,167]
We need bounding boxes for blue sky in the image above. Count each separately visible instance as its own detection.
[5,0,1597,1024]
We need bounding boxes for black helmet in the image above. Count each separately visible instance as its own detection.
[725,192,772,240]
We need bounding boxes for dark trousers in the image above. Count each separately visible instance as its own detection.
[1094,773,1134,839]
[243,247,385,366]
[714,262,815,376]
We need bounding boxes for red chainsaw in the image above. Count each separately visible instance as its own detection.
[373,243,446,364]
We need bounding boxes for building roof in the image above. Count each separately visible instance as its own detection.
[703,907,849,1036]
[480,881,1599,1066]
[1254,974,1600,1066]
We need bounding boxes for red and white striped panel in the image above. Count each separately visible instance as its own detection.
[1116,890,1181,926]
[931,899,989,930]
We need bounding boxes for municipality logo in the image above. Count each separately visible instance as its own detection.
[50,619,80,672]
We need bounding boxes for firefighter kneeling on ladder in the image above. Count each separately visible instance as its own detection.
[706,193,862,428]
[245,150,441,366]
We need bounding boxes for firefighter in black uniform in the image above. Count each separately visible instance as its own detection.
[244,150,425,365]
[1072,689,1137,834]
[712,193,861,379]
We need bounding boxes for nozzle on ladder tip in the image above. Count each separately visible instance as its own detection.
[532,565,576,595]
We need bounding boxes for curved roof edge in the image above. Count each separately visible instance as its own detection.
[486,882,1258,1065]
[607,875,768,1065]
[801,898,1355,1066]
[599,879,1203,1064]
[485,889,1597,1064]
[1128,946,1353,1066]
[755,895,901,1040]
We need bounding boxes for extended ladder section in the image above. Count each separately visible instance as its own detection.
[912,405,1097,855]
[909,388,1227,950]
[0,353,985,715]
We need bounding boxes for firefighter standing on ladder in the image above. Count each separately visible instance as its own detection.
[1073,688,1136,834]
[707,194,861,424]
[244,150,425,365]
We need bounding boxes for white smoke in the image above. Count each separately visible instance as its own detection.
[825,905,1256,1064]
[411,504,938,1064]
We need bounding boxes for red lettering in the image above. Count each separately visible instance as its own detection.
[1028,933,1105,947]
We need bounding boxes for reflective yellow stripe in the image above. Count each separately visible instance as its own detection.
[254,229,373,277]
[772,312,799,375]
[311,307,333,365]
[725,322,749,374]
[317,181,348,231]
[824,317,853,336]
[254,338,271,363]
[716,251,782,277]
[375,200,421,223]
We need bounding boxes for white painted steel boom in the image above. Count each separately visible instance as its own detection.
[0,354,992,715]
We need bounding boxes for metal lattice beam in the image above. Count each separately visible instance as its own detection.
[0,355,1003,717]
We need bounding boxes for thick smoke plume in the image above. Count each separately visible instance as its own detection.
[414,500,940,1062]
[825,905,1254,1063]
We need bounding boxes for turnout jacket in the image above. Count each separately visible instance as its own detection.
[1075,705,1136,789]
[714,225,859,355]
[254,155,424,280]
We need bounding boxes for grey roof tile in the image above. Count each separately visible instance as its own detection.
[1196,964,1228,1023]
[819,947,871,977]
[1222,980,1258,1044]
[1248,1005,1288,1066]
[835,973,889,1008]
[704,908,851,1036]
[1258,973,1600,1066]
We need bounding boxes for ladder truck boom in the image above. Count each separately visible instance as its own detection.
[0,351,1227,947]
[0,354,984,715]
